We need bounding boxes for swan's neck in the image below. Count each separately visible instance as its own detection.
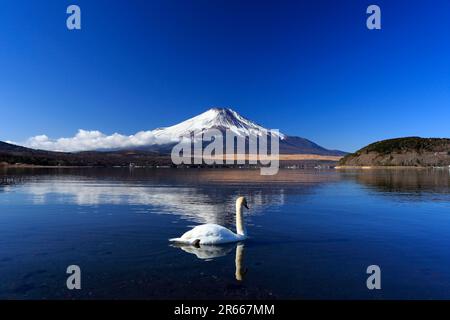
[236,203,246,236]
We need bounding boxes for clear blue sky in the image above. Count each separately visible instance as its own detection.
[0,0,449,152]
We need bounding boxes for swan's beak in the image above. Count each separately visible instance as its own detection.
[244,203,249,209]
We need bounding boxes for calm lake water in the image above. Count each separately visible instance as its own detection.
[0,167,449,299]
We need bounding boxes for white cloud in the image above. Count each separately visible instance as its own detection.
[22,129,163,152]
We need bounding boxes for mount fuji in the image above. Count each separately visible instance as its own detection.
[0,108,345,167]
[137,107,345,156]
[151,107,284,142]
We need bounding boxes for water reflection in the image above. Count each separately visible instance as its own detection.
[1,168,335,226]
[342,169,450,201]
[20,182,286,225]
[171,242,247,281]
[1,168,450,299]
[171,242,234,260]
[234,244,247,281]
[2,168,449,223]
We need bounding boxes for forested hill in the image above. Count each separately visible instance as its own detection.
[339,137,450,167]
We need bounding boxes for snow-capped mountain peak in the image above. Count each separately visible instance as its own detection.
[151,107,285,142]
[18,107,345,156]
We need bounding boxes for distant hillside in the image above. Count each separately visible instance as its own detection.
[0,141,171,167]
[0,140,341,168]
[339,137,450,167]
[279,136,346,156]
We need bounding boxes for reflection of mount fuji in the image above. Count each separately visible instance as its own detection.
[25,182,285,225]
[16,169,338,225]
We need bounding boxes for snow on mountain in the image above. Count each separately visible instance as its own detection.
[151,107,285,142]
[19,108,283,152]
[18,107,345,155]
[147,108,345,156]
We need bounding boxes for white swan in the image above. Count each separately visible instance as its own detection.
[169,196,249,245]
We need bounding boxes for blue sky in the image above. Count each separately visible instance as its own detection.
[0,0,449,152]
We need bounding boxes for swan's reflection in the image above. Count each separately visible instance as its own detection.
[173,243,234,260]
[171,242,247,281]
[234,244,247,281]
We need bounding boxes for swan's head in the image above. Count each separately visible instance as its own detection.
[236,196,249,210]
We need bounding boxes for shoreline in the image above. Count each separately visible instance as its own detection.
[0,163,96,169]
[0,154,343,169]
[335,165,449,170]
[2,164,447,170]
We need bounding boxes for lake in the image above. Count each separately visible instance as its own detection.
[0,167,449,299]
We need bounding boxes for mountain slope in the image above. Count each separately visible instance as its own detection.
[0,141,34,152]
[143,107,344,156]
[280,136,346,156]
[339,137,450,167]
